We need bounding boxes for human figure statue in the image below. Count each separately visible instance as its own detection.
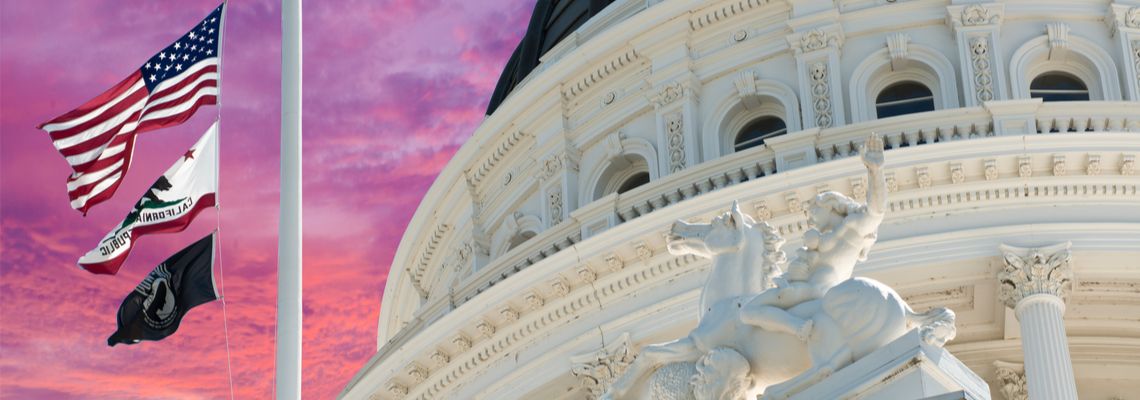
[739,133,887,340]
[603,133,956,399]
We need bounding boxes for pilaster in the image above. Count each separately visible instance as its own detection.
[538,141,581,228]
[787,22,845,129]
[1108,4,1140,100]
[649,76,702,177]
[948,3,1008,107]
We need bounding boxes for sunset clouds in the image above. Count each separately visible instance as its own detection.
[1,1,530,398]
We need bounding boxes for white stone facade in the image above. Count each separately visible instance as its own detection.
[342,0,1140,399]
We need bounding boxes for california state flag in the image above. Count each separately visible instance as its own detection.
[79,122,219,275]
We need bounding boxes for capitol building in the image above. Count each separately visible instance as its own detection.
[342,0,1140,398]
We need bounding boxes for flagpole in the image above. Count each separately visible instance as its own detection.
[277,0,303,399]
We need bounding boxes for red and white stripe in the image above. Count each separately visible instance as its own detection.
[39,58,218,214]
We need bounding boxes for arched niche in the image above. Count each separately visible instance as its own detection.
[849,43,959,123]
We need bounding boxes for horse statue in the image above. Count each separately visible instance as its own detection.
[603,134,956,400]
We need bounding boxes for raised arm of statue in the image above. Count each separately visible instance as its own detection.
[862,133,888,217]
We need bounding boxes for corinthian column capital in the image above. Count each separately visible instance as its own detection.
[997,242,1073,310]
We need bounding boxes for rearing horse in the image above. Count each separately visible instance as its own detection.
[604,203,956,400]
[667,201,785,321]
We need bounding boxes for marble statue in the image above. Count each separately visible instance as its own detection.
[603,134,957,400]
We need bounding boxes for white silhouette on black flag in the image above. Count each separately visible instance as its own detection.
[108,232,219,346]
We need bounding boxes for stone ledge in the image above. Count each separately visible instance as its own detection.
[769,329,991,400]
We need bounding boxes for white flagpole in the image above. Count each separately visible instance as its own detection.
[277,0,303,399]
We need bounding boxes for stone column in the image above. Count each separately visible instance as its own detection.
[997,242,1078,400]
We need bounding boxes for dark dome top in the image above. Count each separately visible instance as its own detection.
[486,0,615,115]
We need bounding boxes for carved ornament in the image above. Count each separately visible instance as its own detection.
[570,333,637,400]
[809,62,833,128]
[993,361,1028,400]
[998,242,1073,308]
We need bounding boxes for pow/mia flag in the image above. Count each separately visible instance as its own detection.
[78,122,218,275]
[108,233,219,346]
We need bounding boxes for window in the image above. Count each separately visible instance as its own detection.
[1030,73,1089,102]
[617,171,650,194]
[734,116,787,152]
[875,81,935,119]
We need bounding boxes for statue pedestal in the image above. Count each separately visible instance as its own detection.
[766,330,991,400]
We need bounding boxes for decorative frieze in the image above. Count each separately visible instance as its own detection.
[985,159,999,180]
[917,167,932,189]
[476,320,497,338]
[1127,6,1140,29]
[850,177,867,200]
[753,200,773,220]
[1018,156,1032,178]
[1086,154,1101,175]
[951,162,966,184]
[993,361,1028,400]
[605,253,625,272]
[388,383,409,398]
[578,265,598,283]
[795,28,842,53]
[1052,155,1067,176]
[499,306,519,323]
[652,82,684,108]
[951,4,1003,27]
[809,62,833,128]
[635,242,653,263]
[563,48,639,100]
[689,0,770,30]
[548,187,564,226]
[570,333,637,400]
[885,172,899,193]
[524,291,545,310]
[997,242,1073,309]
[453,334,472,352]
[406,364,428,384]
[665,112,686,173]
[551,276,571,297]
[969,36,995,103]
[1132,40,1140,88]
[430,350,450,367]
[469,130,530,187]
[411,223,452,299]
[785,192,802,213]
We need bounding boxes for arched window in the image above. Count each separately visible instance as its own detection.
[875,81,935,119]
[617,171,650,194]
[1030,73,1089,102]
[733,116,787,152]
[593,153,650,200]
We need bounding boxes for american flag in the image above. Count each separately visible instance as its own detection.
[38,3,224,214]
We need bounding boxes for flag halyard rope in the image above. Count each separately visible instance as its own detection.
[214,3,236,400]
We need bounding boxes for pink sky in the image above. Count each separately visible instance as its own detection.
[0,1,532,398]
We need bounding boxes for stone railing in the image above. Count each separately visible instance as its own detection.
[392,100,1139,348]
[1035,101,1140,134]
[614,145,779,223]
[815,107,995,162]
